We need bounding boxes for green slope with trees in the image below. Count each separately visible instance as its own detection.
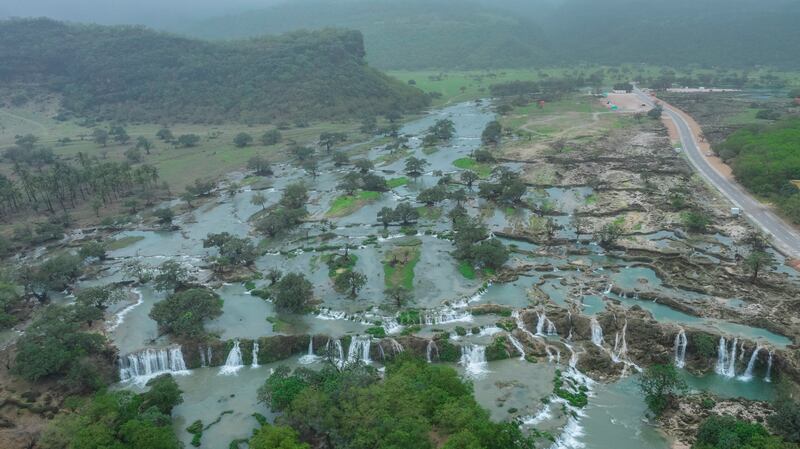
[0,18,429,123]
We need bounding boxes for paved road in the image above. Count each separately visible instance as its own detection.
[633,88,800,259]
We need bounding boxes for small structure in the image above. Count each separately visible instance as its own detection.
[731,207,741,217]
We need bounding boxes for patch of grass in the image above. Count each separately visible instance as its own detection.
[266,316,290,332]
[105,235,144,251]
[383,241,421,290]
[453,157,492,178]
[457,261,476,279]
[387,177,409,189]
[584,194,598,205]
[416,206,442,220]
[326,190,382,218]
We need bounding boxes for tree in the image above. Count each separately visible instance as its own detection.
[335,271,367,298]
[682,210,711,233]
[176,134,200,148]
[92,128,109,147]
[123,260,153,284]
[251,192,268,210]
[303,159,318,178]
[261,129,282,146]
[153,260,192,292]
[449,188,467,206]
[354,159,374,174]
[248,155,273,176]
[377,207,395,229]
[79,241,107,261]
[570,214,588,240]
[417,185,448,206]
[156,128,174,142]
[695,415,786,449]
[595,222,623,247]
[333,151,349,166]
[647,105,663,120]
[769,392,800,443]
[233,132,254,148]
[319,132,347,153]
[280,183,309,209]
[249,424,309,449]
[153,208,174,226]
[76,285,123,312]
[637,363,686,416]
[337,172,362,196]
[744,250,774,283]
[136,136,153,154]
[429,118,456,141]
[124,147,143,163]
[461,170,479,189]
[203,232,257,272]
[448,204,468,225]
[149,288,223,338]
[266,268,283,285]
[291,145,315,161]
[385,286,411,308]
[404,157,429,180]
[471,239,509,269]
[394,202,419,225]
[361,173,388,192]
[481,121,502,146]
[141,374,184,415]
[273,273,314,313]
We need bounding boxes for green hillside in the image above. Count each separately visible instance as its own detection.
[0,18,429,123]
[179,0,551,70]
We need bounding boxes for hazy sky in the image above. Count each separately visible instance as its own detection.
[0,0,287,27]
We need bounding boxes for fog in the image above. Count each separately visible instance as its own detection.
[0,0,287,27]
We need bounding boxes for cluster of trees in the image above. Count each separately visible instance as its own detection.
[0,19,429,123]
[337,168,389,195]
[13,290,121,391]
[149,287,223,339]
[481,121,503,146]
[377,202,420,228]
[714,119,800,223]
[422,118,455,146]
[477,168,526,205]
[0,149,162,222]
[255,183,308,237]
[257,356,536,449]
[694,415,797,449]
[452,216,509,271]
[270,272,315,313]
[202,232,258,273]
[39,375,184,449]
[489,77,583,102]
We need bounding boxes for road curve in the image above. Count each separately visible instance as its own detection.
[633,88,800,259]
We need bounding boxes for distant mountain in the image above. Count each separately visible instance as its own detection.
[0,18,429,123]
[178,0,552,70]
[178,0,800,70]
[541,0,800,68]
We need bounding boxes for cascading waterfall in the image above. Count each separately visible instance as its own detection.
[738,346,762,381]
[603,283,613,295]
[199,349,207,368]
[512,310,538,341]
[715,337,738,378]
[347,336,372,364]
[251,342,260,368]
[219,340,244,375]
[119,346,188,382]
[327,338,345,363]
[507,334,526,360]
[536,312,557,336]
[426,340,439,363]
[460,344,488,378]
[765,350,774,382]
[590,317,604,347]
[422,307,472,325]
[387,338,404,355]
[674,329,687,368]
[299,337,318,365]
[206,347,213,366]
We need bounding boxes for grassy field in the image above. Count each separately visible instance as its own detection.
[383,239,421,290]
[453,157,493,178]
[325,191,382,218]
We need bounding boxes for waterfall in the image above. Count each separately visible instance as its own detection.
[206,347,213,366]
[611,320,629,363]
[765,350,774,382]
[219,340,244,375]
[251,342,260,368]
[738,346,762,381]
[508,334,526,360]
[327,338,345,364]
[674,329,687,368]
[199,349,207,368]
[387,338,404,355]
[739,341,746,362]
[346,336,371,364]
[426,340,439,363]
[299,337,318,365]
[590,317,604,347]
[715,337,738,378]
[422,307,472,325]
[119,346,188,383]
[512,310,538,341]
[603,283,613,295]
[536,312,557,336]
[460,344,488,378]
[727,338,738,378]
